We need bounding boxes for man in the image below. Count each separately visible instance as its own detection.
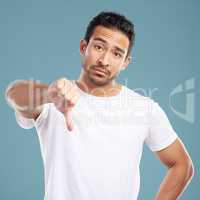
[5,11,194,200]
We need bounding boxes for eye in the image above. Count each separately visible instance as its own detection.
[94,44,103,51]
[113,52,122,58]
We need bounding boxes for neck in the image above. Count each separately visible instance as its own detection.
[76,71,122,97]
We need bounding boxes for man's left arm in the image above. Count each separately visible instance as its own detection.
[154,138,194,200]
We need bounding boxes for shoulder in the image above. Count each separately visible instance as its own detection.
[122,85,154,109]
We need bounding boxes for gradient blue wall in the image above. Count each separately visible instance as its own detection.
[0,0,199,199]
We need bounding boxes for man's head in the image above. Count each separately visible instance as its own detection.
[84,11,135,57]
[79,11,135,86]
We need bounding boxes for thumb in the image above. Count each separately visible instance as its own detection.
[64,109,74,132]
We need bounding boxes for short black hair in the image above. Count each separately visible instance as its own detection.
[84,11,135,57]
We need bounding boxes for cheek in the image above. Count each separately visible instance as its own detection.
[111,58,124,68]
[82,55,93,69]
[110,63,124,76]
[84,49,98,64]
[112,67,121,75]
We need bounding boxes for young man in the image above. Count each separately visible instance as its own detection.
[6,11,194,200]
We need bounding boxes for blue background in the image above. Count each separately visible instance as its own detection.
[0,0,199,199]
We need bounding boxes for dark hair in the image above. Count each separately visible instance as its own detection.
[84,11,135,56]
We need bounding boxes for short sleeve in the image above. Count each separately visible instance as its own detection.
[15,103,50,129]
[145,102,178,151]
[15,111,35,129]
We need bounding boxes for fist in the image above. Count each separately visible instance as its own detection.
[47,78,79,132]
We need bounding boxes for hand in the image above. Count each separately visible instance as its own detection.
[47,78,79,132]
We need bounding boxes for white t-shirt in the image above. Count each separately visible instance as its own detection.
[15,82,178,200]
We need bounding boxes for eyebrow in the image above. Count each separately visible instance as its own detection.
[93,37,126,54]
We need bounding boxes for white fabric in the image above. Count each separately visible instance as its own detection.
[15,82,178,200]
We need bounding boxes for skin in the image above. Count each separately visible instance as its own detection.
[76,25,131,97]
[77,26,194,199]
[154,139,194,200]
[6,24,194,199]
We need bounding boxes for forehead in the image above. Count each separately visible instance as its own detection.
[89,25,129,50]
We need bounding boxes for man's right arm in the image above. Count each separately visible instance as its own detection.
[5,80,50,121]
[5,78,79,131]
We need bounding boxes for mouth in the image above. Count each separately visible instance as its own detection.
[92,67,107,77]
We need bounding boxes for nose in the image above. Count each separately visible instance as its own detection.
[97,52,109,67]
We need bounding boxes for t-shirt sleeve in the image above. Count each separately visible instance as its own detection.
[145,101,178,151]
[15,103,50,129]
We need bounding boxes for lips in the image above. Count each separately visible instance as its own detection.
[92,67,107,76]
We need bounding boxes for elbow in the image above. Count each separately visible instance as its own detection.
[5,80,25,98]
[173,156,195,183]
[182,157,194,182]
[5,80,28,108]
[5,82,15,106]
[187,159,194,181]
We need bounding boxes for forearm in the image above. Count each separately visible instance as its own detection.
[5,80,50,112]
[154,162,194,200]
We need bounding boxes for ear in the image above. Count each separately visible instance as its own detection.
[121,56,131,70]
[80,39,88,55]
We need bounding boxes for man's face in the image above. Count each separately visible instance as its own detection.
[80,25,130,86]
